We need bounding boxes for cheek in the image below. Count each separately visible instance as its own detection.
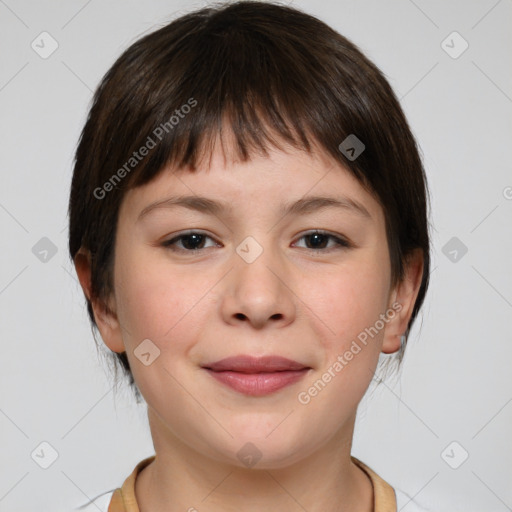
[293,264,389,429]
[301,259,390,353]
[114,250,209,347]
[113,256,212,405]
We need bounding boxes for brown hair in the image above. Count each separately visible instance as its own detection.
[68,0,431,402]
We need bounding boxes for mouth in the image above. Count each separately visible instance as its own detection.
[202,355,311,396]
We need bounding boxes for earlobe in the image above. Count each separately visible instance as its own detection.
[73,248,125,353]
[381,248,424,354]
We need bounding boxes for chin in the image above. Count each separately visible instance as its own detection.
[216,424,315,471]
[233,441,314,471]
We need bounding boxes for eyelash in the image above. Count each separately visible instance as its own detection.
[161,230,352,254]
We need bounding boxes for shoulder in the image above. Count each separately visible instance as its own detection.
[72,455,155,512]
[73,490,115,512]
[351,456,432,512]
[395,488,431,511]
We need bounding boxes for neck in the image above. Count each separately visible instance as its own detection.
[135,408,373,512]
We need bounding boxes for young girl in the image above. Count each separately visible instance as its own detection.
[69,1,431,510]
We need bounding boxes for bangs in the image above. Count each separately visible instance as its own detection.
[102,3,373,192]
[125,97,316,190]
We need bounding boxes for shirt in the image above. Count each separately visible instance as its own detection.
[75,455,426,512]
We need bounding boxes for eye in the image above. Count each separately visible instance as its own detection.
[161,231,220,252]
[293,230,352,251]
[161,229,351,254]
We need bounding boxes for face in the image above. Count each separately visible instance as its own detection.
[90,137,416,469]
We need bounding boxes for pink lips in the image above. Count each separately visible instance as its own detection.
[203,355,310,396]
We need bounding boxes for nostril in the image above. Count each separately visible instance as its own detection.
[233,312,283,321]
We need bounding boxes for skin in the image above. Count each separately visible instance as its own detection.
[75,132,423,512]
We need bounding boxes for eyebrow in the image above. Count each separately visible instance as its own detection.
[136,194,372,222]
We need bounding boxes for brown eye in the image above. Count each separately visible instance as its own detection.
[162,232,219,252]
[294,230,351,251]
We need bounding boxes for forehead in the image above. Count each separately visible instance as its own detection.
[119,134,384,227]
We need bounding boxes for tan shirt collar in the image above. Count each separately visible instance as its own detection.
[108,455,397,512]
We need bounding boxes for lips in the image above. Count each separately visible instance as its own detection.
[202,355,311,396]
[205,355,308,373]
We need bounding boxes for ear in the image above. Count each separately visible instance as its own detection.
[73,247,125,353]
[381,248,424,354]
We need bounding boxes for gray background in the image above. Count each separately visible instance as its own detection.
[1,1,511,511]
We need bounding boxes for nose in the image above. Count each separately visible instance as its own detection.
[220,243,296,330]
